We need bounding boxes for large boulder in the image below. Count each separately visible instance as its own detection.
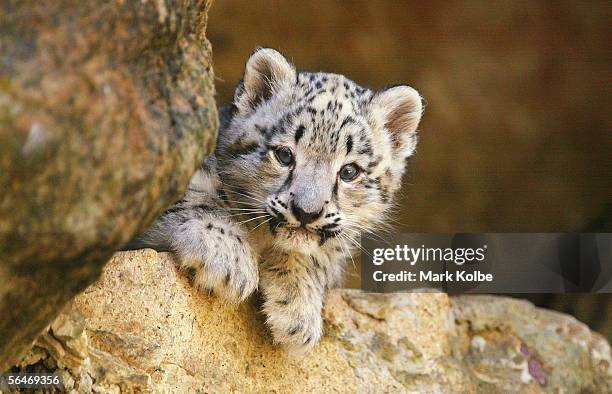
[14,250,611,393]
[0,0,217,370]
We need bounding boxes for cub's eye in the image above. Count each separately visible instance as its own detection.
[339,163,361,182]
[274,146,294,166]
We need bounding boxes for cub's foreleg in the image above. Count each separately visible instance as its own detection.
[259,251,343,353]
[133,168,259,302]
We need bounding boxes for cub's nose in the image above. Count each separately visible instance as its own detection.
[291,201,323,226]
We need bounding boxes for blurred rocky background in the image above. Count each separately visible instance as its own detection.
[208,1,611,338]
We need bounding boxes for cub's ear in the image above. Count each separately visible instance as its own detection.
[370,85,423,158]
[234,48,296,114]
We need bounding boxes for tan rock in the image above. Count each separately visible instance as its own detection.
[15,250,612,393]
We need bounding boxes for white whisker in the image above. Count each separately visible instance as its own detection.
[342,231,372,259]
[237,214,270,226]
[251,217,272,232]
[220,212,266,219]
[338,233,356,270]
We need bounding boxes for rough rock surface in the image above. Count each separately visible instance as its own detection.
[14,250,612,393]
[0,1,216,370]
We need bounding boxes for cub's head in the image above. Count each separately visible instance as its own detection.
[217,48,423,254]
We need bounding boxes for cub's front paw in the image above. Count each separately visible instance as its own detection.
[173,220,259,302]
[263,303,323,355]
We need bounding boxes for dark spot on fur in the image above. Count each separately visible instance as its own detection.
[346,135,353,154]
[266,264,290,277]
[269,206,282,217]
[339,116,354,130]
[281,168,294,191]
[163,206,184,215]
[218,187,230,202]
[193,204,213,213]
[295,125,305,143]
[227,139,260,157]
[319,230,337,246]
[289,325,302,336]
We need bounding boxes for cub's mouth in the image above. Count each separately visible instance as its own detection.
[285,226,310,236]
[268,218,339,246]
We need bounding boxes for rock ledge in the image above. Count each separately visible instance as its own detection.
[15,250,612,393]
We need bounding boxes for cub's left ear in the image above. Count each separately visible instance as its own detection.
[370,85,423,158]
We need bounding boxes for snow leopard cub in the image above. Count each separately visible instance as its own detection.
[134,48,423,353]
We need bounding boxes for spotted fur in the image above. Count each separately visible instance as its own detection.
[134,48,423,353]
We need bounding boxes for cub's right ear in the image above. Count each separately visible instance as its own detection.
[234,48,296,114]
